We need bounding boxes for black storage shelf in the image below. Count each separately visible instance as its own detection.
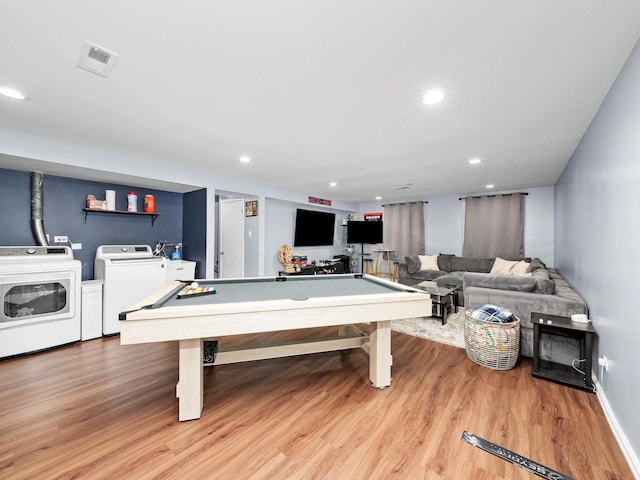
[530,311,597,393]
[532,359,591,391]
[82,208,161,226]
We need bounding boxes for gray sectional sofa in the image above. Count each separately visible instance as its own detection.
[397,255,588,361]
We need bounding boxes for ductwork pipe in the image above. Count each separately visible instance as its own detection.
[30,171,49,246]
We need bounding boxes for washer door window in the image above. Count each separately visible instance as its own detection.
[0,272,73,325]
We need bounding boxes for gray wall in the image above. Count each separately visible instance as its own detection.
[555,39,640,472]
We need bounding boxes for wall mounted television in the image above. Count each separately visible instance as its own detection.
[293,208,336,247]
[346,221,383,244]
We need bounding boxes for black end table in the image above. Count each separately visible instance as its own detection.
[531,312,597,393]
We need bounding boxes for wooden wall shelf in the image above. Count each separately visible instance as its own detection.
[82,208,161,226]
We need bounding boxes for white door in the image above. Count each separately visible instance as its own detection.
[219,198,245,278]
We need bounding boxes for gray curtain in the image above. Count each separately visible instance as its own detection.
[462,194,525,258]
[383,202,425,259]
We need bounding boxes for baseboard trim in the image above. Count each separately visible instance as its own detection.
[594,377,640,479]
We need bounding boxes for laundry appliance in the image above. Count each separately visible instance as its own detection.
[94,245,167,335]
[0,246,81,358]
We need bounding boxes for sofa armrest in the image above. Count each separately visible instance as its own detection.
[463,272,536,293]
[463,286,588,331]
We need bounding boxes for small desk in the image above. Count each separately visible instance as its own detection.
[120,274,431,421]
[531,312,597,393]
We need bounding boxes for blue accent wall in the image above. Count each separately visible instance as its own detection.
[182,188,207,278]
[0,168,184,280]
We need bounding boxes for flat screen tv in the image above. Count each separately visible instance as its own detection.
[346,221,383,244]
[293,209,336,247]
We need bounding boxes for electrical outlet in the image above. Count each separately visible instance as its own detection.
[71,243,82,250]
[598,356,609,372]
[54,235,68,243]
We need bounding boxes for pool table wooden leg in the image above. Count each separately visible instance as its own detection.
[177,338,204,421]
[369,320,392,388]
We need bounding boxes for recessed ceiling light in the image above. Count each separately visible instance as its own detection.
[329,182,337,187]
[469,158,482,165]
[375,196,382,200]
[0,86,28,101]
[422,89,444,105]
[238,156,251,163]
[486,184,495,189]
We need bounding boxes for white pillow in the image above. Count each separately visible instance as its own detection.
[490,257,530,275]
[418,255,439,271]
[510,260,530,275]
[490,257,516,275]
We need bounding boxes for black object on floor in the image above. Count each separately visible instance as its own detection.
[203,340,218,364]
[461,431,574,480]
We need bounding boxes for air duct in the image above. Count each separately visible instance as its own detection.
[30,171,49,246]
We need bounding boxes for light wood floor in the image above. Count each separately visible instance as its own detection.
[0,327,633,480]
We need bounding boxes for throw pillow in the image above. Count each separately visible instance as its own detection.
[418,254,439,271]
[490,257,530,275]
[510,260,530,275]
[490,257,517,275]
[404,255,422,274]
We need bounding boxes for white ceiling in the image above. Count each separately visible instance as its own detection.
[1,1,639,203]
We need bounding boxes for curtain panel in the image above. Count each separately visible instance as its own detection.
[462,194,525,258]
[383,202,425,259]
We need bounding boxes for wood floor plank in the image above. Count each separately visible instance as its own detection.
[0,327,633,479]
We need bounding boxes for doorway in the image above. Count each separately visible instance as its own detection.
[218,198,245,278]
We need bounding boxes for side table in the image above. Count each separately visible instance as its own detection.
[414,281,459,325]
[530,311,597,393]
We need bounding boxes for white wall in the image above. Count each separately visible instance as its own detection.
[361,186,555,265]
[555,39,640,476]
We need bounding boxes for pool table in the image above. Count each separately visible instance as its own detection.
[120,274,431,421]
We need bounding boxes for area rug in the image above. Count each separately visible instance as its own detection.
[392,309,466,349]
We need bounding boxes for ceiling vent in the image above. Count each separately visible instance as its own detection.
[77,41,119,78]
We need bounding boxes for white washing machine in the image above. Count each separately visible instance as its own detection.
[94,245,167,335]
[0,246,81,358]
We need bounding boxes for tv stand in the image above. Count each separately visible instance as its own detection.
[278,262,345,276]
[355,243,373,274]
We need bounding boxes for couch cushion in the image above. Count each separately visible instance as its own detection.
[437,255,454,272]
[448,256,494,273]
[435,271,465,288]
[528,257,547,273]
[531,269,555,294]
[463,271,536,292]
[397,269,445,286]
[418,254,439,271]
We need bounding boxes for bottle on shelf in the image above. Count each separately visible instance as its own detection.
[127,192,138,212]
[144,194,155,213]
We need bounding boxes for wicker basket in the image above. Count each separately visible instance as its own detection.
[464,310,520,370]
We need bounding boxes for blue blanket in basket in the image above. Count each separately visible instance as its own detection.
[467,304,516,323]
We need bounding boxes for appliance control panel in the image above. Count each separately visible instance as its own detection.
[0,246,73,260]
